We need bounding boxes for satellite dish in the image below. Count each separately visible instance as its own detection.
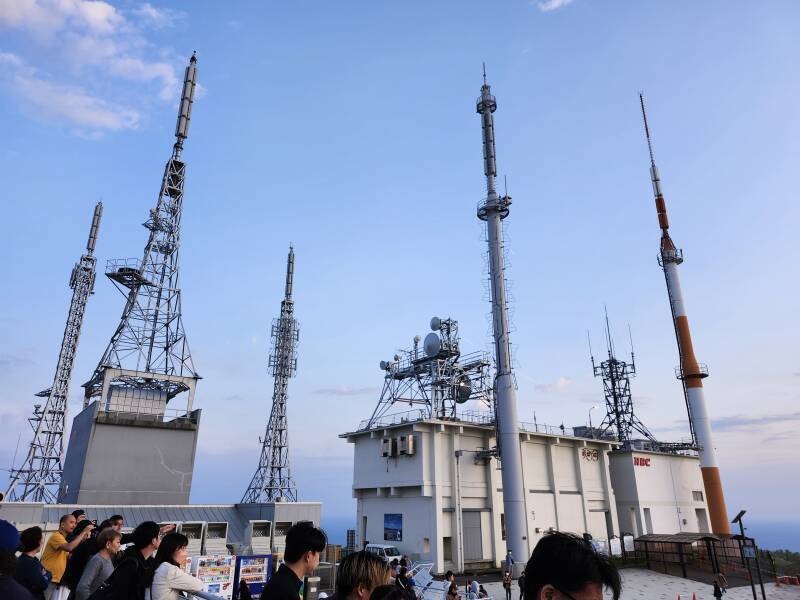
[380,360,388,370]
[430,317,442,331]
[394,354,401,361]
[424,332,441,357]
[455,373,472,403]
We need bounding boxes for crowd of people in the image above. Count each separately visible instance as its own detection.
[0,510,204,600]
[263,522,620,600]
[2,514,621,600]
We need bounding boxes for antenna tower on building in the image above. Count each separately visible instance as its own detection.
[6,202,103,502]
[242,247,300,503]
[475,68,528,569]
[365,316,492,430]
[589,310,658,446]
[81,54,200,420]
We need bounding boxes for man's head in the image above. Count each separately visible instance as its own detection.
[97,528,122,556]
[336,550,391,600]
[445,570,454,582]
[72,509,86,522]
[284,522,327,576]
[131,521,161,554]
[19,526,44,554]
[523,532,620,600]
[110,515,124,532]
[59,514,77,534]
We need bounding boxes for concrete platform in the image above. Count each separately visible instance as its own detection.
[479,568,800,600]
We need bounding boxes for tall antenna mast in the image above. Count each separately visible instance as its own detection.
[639,93,730,534]
[476,69,528,569]
[6,202,103,502]
[242,246,300,503]
[82,54,200,418]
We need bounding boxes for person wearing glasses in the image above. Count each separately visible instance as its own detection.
[523,532,621,600]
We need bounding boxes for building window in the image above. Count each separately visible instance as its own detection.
[500,513,506,541]
[443,537,453,561]
[692,490,704,502]
[423,538,430,554]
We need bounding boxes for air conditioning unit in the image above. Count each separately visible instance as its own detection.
[381,438,394,458]
[399,434,415,456]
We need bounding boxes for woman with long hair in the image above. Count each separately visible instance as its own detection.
[146,533,203,600]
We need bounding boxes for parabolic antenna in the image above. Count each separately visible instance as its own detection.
[430,317,442,331]
[380,360,388,371]
[455,373,472,403]
[424,332,442,357]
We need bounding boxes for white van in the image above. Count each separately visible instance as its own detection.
[365,543,403,562]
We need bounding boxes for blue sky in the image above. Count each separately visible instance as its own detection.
[1,1,799,548]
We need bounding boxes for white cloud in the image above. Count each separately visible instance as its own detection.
[14,72,139,131]
[132,3,184,29]
[0,0,124,36]
[0,0,184,137]
[534,376,572,393]
[0,54,139,135]
[534,0,575,12]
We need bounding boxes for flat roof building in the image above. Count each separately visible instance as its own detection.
[341,413,620,574]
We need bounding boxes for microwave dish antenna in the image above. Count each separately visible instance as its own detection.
[430,317,442,331]
[424,332,442,357]
[455,373,472,403]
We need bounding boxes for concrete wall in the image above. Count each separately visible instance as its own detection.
[609,450,710,536]
[61,402,201,504]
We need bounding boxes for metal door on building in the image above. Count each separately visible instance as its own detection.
[462,511,482,560]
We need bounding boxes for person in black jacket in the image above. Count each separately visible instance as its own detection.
[263,522,326,600]
[107,521,160,600]
[14,527,51,600]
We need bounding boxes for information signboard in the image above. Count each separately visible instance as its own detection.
[623,535,635,552]
[192,554,237,600]
[234,554,273,598]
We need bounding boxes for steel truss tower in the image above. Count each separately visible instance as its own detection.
[589,312,657,446]
[6,203,103,502]
[82,54,200,415]
[365,317,493,430]
[475,69,528,570]
[242,247,300,503]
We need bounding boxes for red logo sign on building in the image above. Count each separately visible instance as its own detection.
[633,456,651,467]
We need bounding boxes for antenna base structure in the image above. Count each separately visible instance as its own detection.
[242,247,300,503]
[364,317,493,430]
[6,203,102,503]
[81,55,200,425]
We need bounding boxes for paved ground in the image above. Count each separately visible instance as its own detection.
[477,568,800,600]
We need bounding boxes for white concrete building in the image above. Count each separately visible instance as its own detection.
[341,415,620,574]
[608,449,710,537]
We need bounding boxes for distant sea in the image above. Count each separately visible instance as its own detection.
[321,516,800,552]
[743,520,800,552]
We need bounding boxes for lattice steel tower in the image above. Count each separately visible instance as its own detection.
[589,311,657,446]
[242,247,300,503]
[6,202,103,502]
[82,53,199,414]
